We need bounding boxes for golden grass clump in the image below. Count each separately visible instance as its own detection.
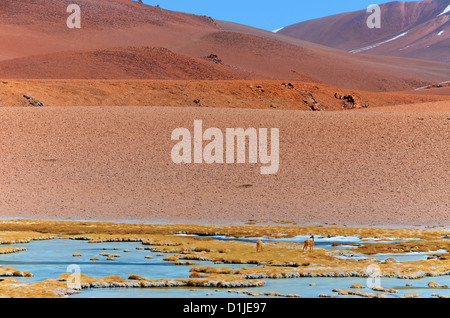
[0,266,33,277]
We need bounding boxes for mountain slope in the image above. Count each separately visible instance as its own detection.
[0,0,449,92]
[278,0,450,63]
[0,47,253,80]
[0,0,220,60]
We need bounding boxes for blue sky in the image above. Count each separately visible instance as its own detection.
[142,0,421,31]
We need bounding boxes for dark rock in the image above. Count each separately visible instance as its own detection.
[282,82,295,89]
[302,92,322,111]
[335,93,369,109]
[23,95,45,107]
[204,54,224,65]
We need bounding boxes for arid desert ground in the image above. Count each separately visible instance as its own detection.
[0,97,448,227]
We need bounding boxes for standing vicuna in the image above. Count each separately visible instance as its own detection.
[256,240,264,252]
[302,235,315,253]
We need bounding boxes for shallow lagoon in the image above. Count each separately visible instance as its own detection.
[1,238,449,298]
[1,239,253,283]
[180,234,419,250]
[71,275,450,298]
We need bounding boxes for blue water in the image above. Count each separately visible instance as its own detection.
[71,276,450,298]
[0,239,249,283]
[340,250,448,262]
[1,238,449,298]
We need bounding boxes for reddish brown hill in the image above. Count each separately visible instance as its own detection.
[184,29,450,91]
[0,0,449,93]
[0,47,253,80]
[0,0,218,31]
[278,0,450,63]
[0,0,219,60]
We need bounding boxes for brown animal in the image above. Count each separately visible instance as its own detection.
[256,240,264,252]
[303,235,315,253]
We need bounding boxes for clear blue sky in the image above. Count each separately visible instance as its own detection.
[142,0,422,31]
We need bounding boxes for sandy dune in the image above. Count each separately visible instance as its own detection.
[0,104,448,227]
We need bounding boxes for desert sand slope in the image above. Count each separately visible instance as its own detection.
[0,105,448,227]
[278,0,450,62]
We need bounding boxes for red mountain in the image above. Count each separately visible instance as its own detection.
[278,0,450,63]
[0,0,449,92]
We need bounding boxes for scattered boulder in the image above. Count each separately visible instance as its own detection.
[302,92,322,111]
[23,95,45,107]
[204,54,224,65]
[335,93,369,110]
[250,85,265,94]
[281,82,295,89]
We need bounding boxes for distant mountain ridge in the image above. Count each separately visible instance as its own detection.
[278,0,450,62]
